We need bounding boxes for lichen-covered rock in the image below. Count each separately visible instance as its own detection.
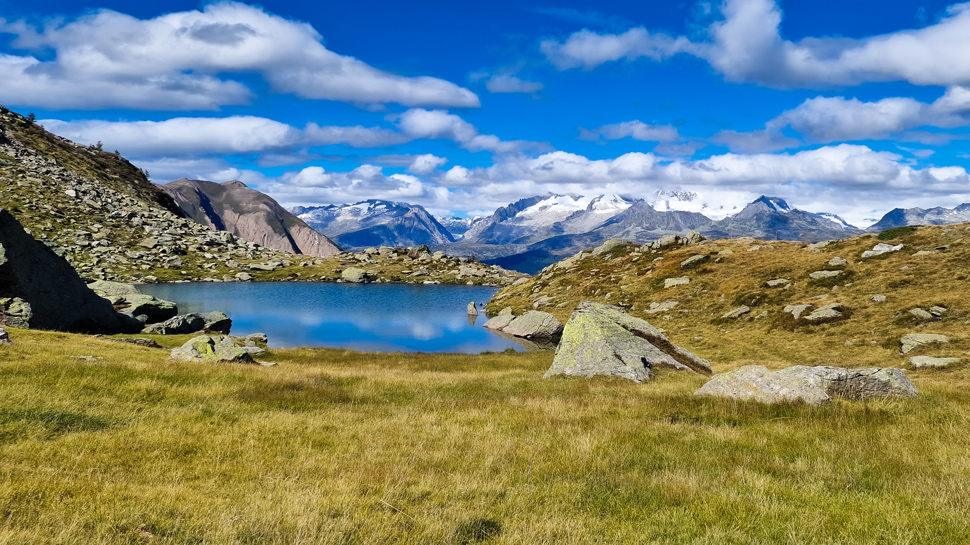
[909,356,960,368]
[695,365,917,405]
[169,335,255,363]
[341,267,369,283]
[901,333,948,354]
[500,311,563,340]
[545,301,711,383]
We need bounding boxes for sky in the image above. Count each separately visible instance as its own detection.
[1,0,969,226]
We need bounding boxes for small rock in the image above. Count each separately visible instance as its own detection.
[645,301,678,314]
[809,270,842,280]
[722,306,751,319]
[467,301,479,316]
[861,243,903,259]
[929,306,947,317]
[680,254,710,269]
[828,257,848,267]
[909,356,960,368]
[234,272,253,281]
[718,249,734,255]
[783,304,813,320]
[0,327,10,345]
[909,308,935,322]
[664,276,690,289]
[170,335,255,363]
[901,333,948,354]
[804,303,846,324]
[341,267,369,283]
[870,294,887,303]
[766,278,790,288]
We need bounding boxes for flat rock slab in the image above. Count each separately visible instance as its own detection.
[664,277,690,289]
[695,365,917,405]
[500,311,563,340]
[809,270,841,280]
[901,333,948,354]
[545,301,711,383]
[722,306,750,319]
[909,356,960,368]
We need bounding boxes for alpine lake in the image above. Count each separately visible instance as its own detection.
[137,282,529,353]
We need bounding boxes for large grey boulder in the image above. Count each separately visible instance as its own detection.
[142,311,231,335]
[169,335,255,363]
[545,302,711,383]
[87,281,178,324]
[696,365,917,405]
[483,307,515,331]
[500,311,563,340]
[341,267,369,283]
[467,301,479,316]
[0,209,140,333]
[901,333,948,354]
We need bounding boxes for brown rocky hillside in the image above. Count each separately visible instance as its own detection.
[487,225,969,372]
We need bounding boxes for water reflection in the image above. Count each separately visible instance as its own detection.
[137,282,528,353]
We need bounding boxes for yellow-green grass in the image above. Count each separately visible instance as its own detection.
[0,328,969,543]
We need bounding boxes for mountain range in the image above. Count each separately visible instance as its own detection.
[292,200,454,249]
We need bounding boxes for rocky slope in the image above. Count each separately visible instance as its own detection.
[161,178,340,258]
[294,200,454,249]
[0,106,522,286]
[486,223,970,372]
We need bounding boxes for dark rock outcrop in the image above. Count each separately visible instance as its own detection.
[0,209,140,333]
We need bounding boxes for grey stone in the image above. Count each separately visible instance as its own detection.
[766,278,790,288]
[501,311,564,340]
[645,301,679,314]
[592,239,626,255]
[695,365,917,405]
[169,335,255,364]
[783,304,813,320]
[680,254,710,269]
[115,293,178,324]
[804,303,846,324]
[901,333,948,354]
[861,243,903,258]
[809,270,842,280]
[467,301,479,316]
[341,267,369,283]
[245,332,268,345]
[651,235,679,250]
[722,306,751,319]
[909,308,935,322]
[929,306,947,317]
[870,294,886,303]
[109,337,163,349]
[545,302,711,383]
[143,313,206,335]
[483,308,515,331]
[828,257,848,267]
[532,295,551,309]
[909,356,960,368]
[684,230,704,245]
[0,326,9,345]
[234,272,253,281]
[459,265,486,277]
[87,280,139,297]
[202,311,232,334]
[664,276,690,289]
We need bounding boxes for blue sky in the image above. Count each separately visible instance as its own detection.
[1,0,969,225]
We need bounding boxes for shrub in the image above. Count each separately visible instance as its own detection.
[877,225,918,240]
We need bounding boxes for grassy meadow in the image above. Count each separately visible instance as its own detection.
[0,326,969,544]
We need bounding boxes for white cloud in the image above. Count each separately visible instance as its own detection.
[542,0,970,88]
[407,154,448,175]
[579,120,681,142]
[540,27,694,70]
[485,74,544,94]
[0,2,479,110]
[395,109,534,154]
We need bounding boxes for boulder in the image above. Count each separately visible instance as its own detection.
[169,335,255,363]
[202,311,232,334]
[500,311,563,340]
[721,306,751,319]
[909,308,935,322]
[695,365,917,405]
[591,239,625,255]
[861,243,903,258]
[901,333,948,354]
[809,270,841,280]
[680,254,710,269]
[467,301,479,316]
[684,230,704,245]
[0,209,140,333]
[234,272,253,281]
[245,332,269,345]
[783,304,812,320]
[909,356,960,368]
[0,326,10,345]
[142,311,230,335]
[828,257,848,267]
[483,307,515,331]
[664,276,690,289]
[341,267,369,283]
[803,303,846,324]
[87,280,138,297]
[115,293,178,324]
[544,302,711,383]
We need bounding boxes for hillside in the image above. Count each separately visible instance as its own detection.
[487,224,969,370]
[161,178,340,258]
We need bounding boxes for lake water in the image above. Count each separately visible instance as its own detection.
[137,282,526,353]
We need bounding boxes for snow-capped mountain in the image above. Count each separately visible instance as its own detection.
[434,216,484,240]
[867,203,970,232]
[708,196,862,241]
[462,194,635,245]
[292,200,454,249]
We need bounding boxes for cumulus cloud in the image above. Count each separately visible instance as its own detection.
[395,109,536,154]
[579,120,681,142]
[0,2,479,110]
[485,75,544,94]
[541,0,970,88]
[541,27,694,70]
[407,154,449,175]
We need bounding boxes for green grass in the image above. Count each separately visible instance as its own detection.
[0,328,969,543]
